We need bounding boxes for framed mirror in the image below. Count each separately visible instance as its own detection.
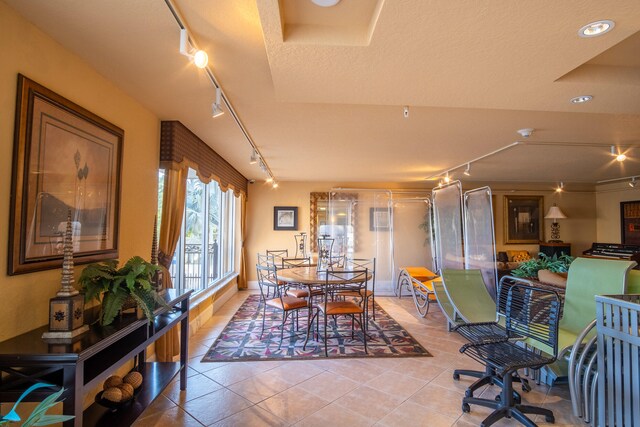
[310,192,357,252]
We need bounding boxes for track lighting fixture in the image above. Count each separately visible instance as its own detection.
[179,29,208,68]
[249,151,258,165]
[444,172,451,183]
[272,182,279,189]
[168,1,277,186]
[630,177,637,188]
[611,145,626,162]
[463,163,471,176]
[555,182,564,193]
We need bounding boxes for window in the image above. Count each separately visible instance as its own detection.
[159,168,236,294]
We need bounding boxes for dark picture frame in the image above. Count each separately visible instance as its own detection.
[274,206,298,231]
[503,195,544,244]
[8,74,123,275]
[621,200,640,245]
[370,207,390,231]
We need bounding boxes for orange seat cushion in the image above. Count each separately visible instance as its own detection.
[318,301,363,315]
[403,267,438,282]
[266,296,308,311]
[286,288,309,298]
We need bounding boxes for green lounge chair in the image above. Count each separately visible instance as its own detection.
[529,257,636,358]
[441,269,498,324]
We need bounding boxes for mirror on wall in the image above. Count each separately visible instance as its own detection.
[309,192,357,252]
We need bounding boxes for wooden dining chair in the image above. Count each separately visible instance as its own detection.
[306,269,369,356]
[255,264,308,347]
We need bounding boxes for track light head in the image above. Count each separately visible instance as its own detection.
[463,163,471,176]
[249,151,258,165]
[630,177,637,188]
[212,87,224,118]
[265,177,273,183]
[193,50,208,68]
[616,153,627,162]
[555,181,564,193]
[272,181,279,189]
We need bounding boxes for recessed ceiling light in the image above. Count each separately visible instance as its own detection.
[311,0,340,6]
[570,95,593,104]
[579,20,615,38]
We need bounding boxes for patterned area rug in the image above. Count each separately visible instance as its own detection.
[201,294,431,362]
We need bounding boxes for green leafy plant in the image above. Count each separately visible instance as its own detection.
[511,253,574,278]
[0,383,74,426]
[79,256,166,326]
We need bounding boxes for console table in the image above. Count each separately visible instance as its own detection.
[539,242,571,258]
[0,289,192,427]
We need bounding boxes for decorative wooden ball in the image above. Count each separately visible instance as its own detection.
[118,383,134,401]
[103,375,123,390]
[123,371,143,389]
[103,387,123,403]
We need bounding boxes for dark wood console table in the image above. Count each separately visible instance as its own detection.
[0,289,192,427]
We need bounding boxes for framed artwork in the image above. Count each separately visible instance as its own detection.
[621,200,640,245]
[370,207,390,231]
[503,195,544,244]
[8,74,123,275]
[274,206,298,231]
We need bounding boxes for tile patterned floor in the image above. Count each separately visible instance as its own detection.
[133,291,585,426]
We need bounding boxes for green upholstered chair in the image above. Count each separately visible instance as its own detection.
[431,279,460,330]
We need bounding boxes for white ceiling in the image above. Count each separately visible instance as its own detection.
[5,0,640,186]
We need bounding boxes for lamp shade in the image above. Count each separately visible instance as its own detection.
[545,205,567,220]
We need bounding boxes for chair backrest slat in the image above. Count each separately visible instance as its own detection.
[281,257,311,269]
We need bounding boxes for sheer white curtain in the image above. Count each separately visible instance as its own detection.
[432,182,465,272]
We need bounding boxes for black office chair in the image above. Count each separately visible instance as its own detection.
[458,283,561,427]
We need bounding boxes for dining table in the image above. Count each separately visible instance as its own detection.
[275,266,372,347]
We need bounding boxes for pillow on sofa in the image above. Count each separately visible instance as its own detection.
[537,269,568,288]
[507,250,532,263]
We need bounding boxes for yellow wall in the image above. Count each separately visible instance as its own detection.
[0,2,159,341]
[596,182,640,242]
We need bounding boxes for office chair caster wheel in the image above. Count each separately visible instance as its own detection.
[462,403,470,413]
[494,394,501,402]
[545,415,555,423]
[453,372,460,380]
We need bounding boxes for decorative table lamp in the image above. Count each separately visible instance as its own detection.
[545,204,568,243]
[42,211,89,341]
[294,232,307,258]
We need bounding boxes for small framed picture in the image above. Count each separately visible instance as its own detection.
[370,207,390,231]
[274,206,298,231]
[503,195,544,244]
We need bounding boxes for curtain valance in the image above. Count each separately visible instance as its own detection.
[160,121,248,196]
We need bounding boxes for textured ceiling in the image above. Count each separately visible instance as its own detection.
[5,0,640,186]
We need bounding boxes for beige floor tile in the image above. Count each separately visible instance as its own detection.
[430,369,488,395]
[132,406,203,427]
[266,362,324,385]
[296,402,373,427]
[365,371,428,401]
[391,358,448,382]
[189,342,212,358]
[203,361,268,386]
[375,401,458,427]
[210,405,287,427]
[325,359,387,383]
[228,371,294,403]
[408,382,465,417]
[335,385,404,423]
[296,370,360,402]
[163,373,223,404]
[188,356,228,374]
[180,388,253,425]
[540,396,584,425]
[138,394,177,420]
[258,387,330,424]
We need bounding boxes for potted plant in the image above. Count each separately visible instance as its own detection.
[511,253,574,279]
[0,383,73,426]
[79,256,166,326]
